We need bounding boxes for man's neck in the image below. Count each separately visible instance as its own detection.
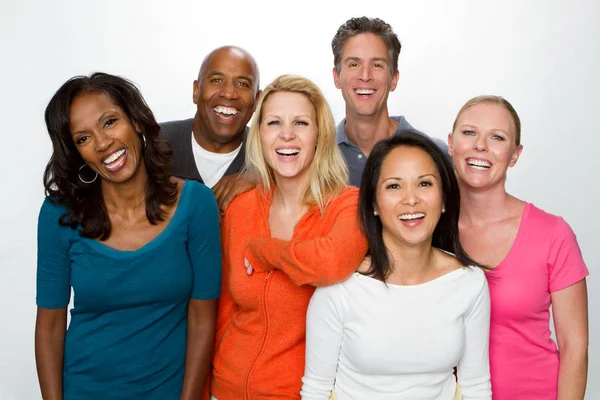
[344,109,398,157]
[192,115,243,154]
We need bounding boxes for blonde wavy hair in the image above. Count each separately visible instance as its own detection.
[452,95,521,146]
[245,74,348,211]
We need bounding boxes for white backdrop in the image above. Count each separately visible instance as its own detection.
[1,0,598,398]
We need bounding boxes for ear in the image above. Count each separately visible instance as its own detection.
[134,121,142,133]
[447,132,454,156]
[389,70,400,92]
[253,89,262,112]
[193,80,199,105]
[508,144,523,168]
[333,67,341,89]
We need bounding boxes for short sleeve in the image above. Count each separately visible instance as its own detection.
[186,181,222,300]
[547,217,589,292]
[36,198,72,309]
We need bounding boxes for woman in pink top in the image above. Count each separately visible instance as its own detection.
[447,96,589,399]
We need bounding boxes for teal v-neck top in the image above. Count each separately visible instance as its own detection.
[36,180,221,399]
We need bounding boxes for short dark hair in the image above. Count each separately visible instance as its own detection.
[43,72,178,240]
[358,131,485,281]
[332,16,401,75]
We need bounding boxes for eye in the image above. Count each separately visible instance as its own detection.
[418,180,433,187]
[349,62,359,68]
[103,118,117,129]
[237,81,250,88]
[491,134,505,141]
[210,78,223,84]
[373,63,383,68]
[294,120,309,126]
[385,183,400,189]
[75,135,90,145]
[462,130,475,136]
[266,120,280,126]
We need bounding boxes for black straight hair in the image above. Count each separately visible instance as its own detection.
[358,130,486,281]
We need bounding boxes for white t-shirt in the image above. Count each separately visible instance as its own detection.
[191,133,241,188]
[301,267,491,400]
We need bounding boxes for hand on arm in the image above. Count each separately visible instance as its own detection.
[212,173,256,215]
[552,279,588,400]
[180,299,218,400]
[35,307,67,400]
[245,198,368,286]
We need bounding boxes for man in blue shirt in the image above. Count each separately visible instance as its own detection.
[331,17,449,186]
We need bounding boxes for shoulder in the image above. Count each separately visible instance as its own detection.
[310,278,351,309]
[524,203,575,241]
[159,118,193,139]
[462,266,487,287]
[181,179,217,210]
[392,116,449,151]
[327,186,359,208]
[223,187,263,219]
[39,197,70,226]
[38,197,76,238]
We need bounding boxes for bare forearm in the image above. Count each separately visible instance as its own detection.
[35,329,65,400]
[557,347,588,400]
[180,323,215,400]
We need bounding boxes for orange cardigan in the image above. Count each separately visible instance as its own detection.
[210,186,367,400]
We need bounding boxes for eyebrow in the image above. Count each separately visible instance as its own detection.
[382,173,438,181]
[459,124,508,135]
[344,56,388,64]
[207,71,254,83]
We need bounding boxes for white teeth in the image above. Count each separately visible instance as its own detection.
[103,149,126,165]
[276,149,300,155]
[398,213,425,220]
[355,89,375,95]
[213,106,238,115]
[467,159,491,168]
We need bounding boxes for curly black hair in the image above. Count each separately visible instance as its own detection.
[43,72,178,240]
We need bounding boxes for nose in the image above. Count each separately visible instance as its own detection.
[358,65,373,82]
[401,186,420,207]
[219,80,239,100]
[279,123,296,141]
[94,131,113,152]
[473,135,488,152]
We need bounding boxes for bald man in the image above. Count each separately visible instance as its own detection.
[161,46,261,207]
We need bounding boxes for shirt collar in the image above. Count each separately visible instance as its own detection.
[336,118,351,145]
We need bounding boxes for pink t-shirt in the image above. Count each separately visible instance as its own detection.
[485,203,588,399]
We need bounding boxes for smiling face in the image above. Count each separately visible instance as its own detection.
[333,33,399,119]
[375,146,444,249]
[448,103,523,190]
[259,91,318,186]
[69,91,145,184]
[193,47,260,146]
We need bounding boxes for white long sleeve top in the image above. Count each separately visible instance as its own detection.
[301,266,491,400]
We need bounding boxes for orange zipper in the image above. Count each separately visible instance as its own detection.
[244,270,274,399]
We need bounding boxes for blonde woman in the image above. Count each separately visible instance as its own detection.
[448,96,589,399]
[209,75,368,400]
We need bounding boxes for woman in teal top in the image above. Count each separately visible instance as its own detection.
[35,73,221,399]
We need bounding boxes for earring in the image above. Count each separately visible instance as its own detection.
[442,207,446,214]
[373,210,379,216]
[141,134,147,150]
[78,164,98,184]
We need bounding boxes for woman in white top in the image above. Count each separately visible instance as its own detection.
[301,131,492,400]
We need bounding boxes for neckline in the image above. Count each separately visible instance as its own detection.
[82,180,191,259]
[486,202,531,273]
[353,266,470,289]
